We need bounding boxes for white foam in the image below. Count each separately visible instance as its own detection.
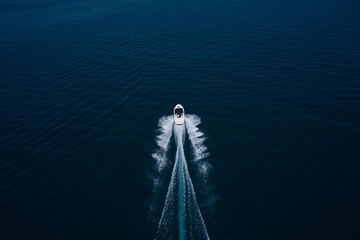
[185,114,210,161]
[156,124,210,240]
[152,115,174,172]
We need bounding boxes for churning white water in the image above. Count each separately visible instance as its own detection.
[152,115,174,173]
[152,115,211,240]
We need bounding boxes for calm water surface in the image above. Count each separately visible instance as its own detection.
[1,0,360,239]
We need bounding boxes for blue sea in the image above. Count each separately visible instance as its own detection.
[1,0,360,239]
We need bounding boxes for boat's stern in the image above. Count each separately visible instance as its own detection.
[174,104,185,125]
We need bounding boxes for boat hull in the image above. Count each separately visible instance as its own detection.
[174,104,185,125]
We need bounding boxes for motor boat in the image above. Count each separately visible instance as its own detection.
[174,104,185,125]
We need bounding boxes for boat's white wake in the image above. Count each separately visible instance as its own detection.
[186,114,211,180]
[152,115,211,240]
[152,115,174,173]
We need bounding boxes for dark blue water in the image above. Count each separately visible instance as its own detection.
[1,0,360,239]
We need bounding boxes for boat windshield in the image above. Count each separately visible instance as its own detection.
[175,108,183,114]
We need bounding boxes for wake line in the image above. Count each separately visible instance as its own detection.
[152,115,174,173]
[153,115,211,240]
[175,125,186,240]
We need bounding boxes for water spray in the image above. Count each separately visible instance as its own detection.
[152,110,211,240]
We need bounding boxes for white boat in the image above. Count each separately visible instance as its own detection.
[174,104,185,125]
